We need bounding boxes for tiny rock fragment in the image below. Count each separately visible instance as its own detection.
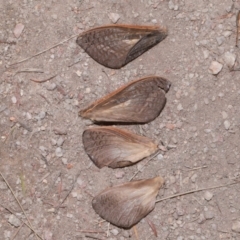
[204,210,214,220]
[108,13,120,23]
[208,61,223,75]
[80,76,171,123]
[92,176,164,228]
[8,214,21,227]
[224,120,230,130]
[82,126,159,168]
[222,111,228,119]
[177,103,183,111]
[13,23,25,38]
[76,24,168,69]
[11,96,17,104]
[55,147,63,157]
[223,51,236,69]
[232,221,240,233]
[204,191,213,201]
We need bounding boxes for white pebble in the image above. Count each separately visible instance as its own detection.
[208,61,223,75]
[11,96,17,104]
[108,13,120,23]
[62,158,68,165]
[223,51,236,69]
[177,103,183,111]
[111,229,119,236]
[204,191,213,201]
[224,120,230,130]
[55,147,63,157]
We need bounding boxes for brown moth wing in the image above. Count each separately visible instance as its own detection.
[76,25,167,69]
[80,76,171,123]
[92,176,164,229]
[82,126,158,168]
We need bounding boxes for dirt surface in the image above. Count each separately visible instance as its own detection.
[1,0,240,239]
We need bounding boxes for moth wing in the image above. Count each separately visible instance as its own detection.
[89,77,167,123]
[82,128,158,168]
[77,26,167,69]
[92,177,164,228]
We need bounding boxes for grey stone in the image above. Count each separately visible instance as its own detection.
[8,214,21,227]
[55,147,63,157]
[57,137,65,146]
[204,210,214,220]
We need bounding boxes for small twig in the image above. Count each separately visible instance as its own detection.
[78,230,105,234]
[184,165,207,171]
[14,68,44,76]
[106,222,110,238]
[38,93,51,104]
[156,181,240,203]
[11,222,24,240]
[236,10,240,47]
[129,150,160,181]
[43,171,61,198]
[0,172,42,240]
[133,225,139,240]
[102,69,110,81]
[85,235,104,240]
[55,173,81,212]
[10,34,78,66]
[0,203,43,240]
[0,39,16,45]
[30,74,57,83]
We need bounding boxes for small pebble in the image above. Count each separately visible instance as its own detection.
[11,96,17,104]
[208,61,223,75]
[62,158,68,165]
[168,0,175,10]
[46,82,57,91]
[111,229,119,236]
[191,173,197,183]
[8,214,21,227]
[108,13,120,23]
[57,137,65,146]
[222,111,228,119]
[38,111,46,120]
[204,191,213,201]
[13,23,24,38]
[223,51,236,69]
[224,120,230,130]
[85,88,91,93]
[216,36,225,46]
[204,211,214,220]
[232,221,240,233]
[177,103,183,111]
[115,170,125,179]
[55,147,63,157]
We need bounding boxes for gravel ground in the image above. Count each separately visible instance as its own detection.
[1,0,240,239]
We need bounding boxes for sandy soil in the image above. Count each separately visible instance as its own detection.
[1,0,240,239]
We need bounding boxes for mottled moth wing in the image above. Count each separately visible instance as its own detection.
[80,76,171,123]
[76,25,167,69]
[82,126,158,168]
[92,176,164,229]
